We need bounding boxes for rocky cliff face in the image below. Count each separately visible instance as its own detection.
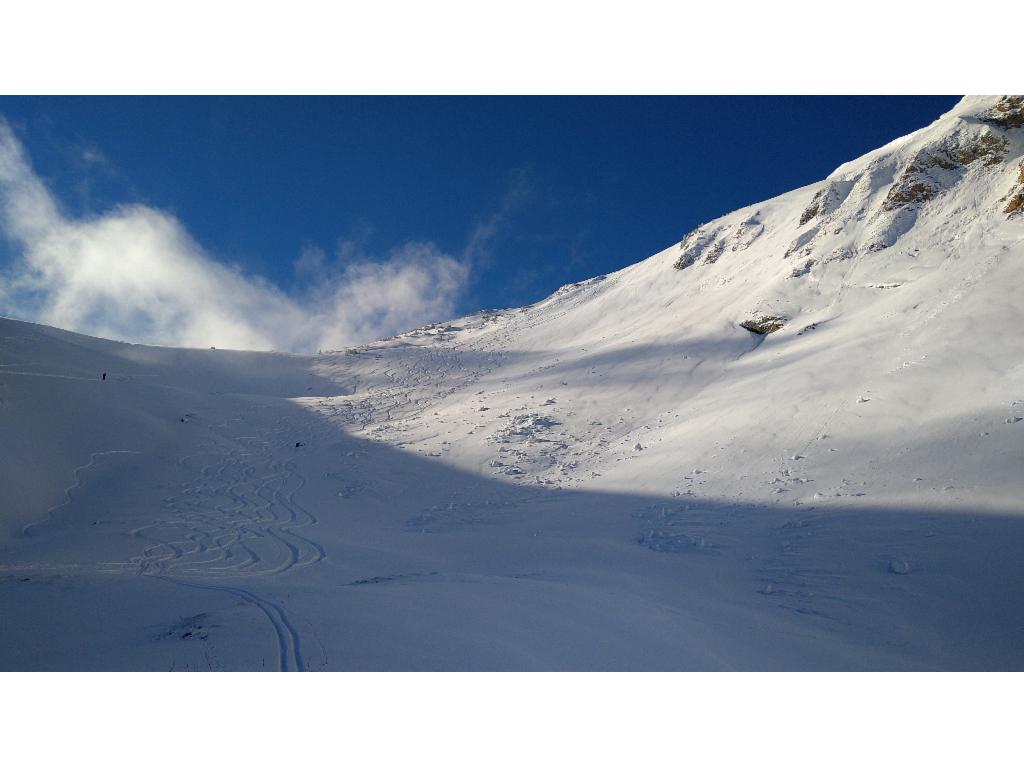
[674,96,1024,280]
[1004,160,1024,215]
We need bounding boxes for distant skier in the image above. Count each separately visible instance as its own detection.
[102,372,106,381]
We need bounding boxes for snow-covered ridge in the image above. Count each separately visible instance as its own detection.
[675,95,1023,278]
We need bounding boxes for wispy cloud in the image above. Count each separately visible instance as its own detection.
[462,166,532,269]
[0,117,467,352]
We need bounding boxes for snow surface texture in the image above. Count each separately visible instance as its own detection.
[2,96,1024,670]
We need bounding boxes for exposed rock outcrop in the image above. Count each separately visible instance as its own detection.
[740,316,785,335]
[674,224,720,270]
[674,213,764,270]
[880,128,1008,214]
[789,259,815,278]
[798,179,855,227]
[980,95,1024,130]
[1004,161,1024,216]
[1006,192,1024,215]
[866,124,1012,251]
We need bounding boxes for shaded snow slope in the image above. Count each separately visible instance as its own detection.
[2,96,1023,669]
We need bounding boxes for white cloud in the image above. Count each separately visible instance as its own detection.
[294,243,328,278]
[462,166,532,268]
[0,118,468,352]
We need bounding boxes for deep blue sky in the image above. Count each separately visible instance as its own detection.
[0,96,959,312]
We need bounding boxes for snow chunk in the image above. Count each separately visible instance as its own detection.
[888,559,912,575]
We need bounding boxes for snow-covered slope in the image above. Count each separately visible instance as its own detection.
[3,96,1024,670]
[312,96,1024,509]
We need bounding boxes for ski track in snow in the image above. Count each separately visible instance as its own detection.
[153,575,306,672]
[22,450,141,538]
[121,409,331,671]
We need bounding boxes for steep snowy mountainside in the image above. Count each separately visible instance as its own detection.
[308,96,1024,512]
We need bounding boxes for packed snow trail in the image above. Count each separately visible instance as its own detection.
[3,96,1024,669]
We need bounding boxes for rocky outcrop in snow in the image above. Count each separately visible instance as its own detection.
[674,212,764,269]
[671,96,1024,282]
[980,95,1024,129]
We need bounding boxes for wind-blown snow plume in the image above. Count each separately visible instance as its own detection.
[0,118,467,352]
